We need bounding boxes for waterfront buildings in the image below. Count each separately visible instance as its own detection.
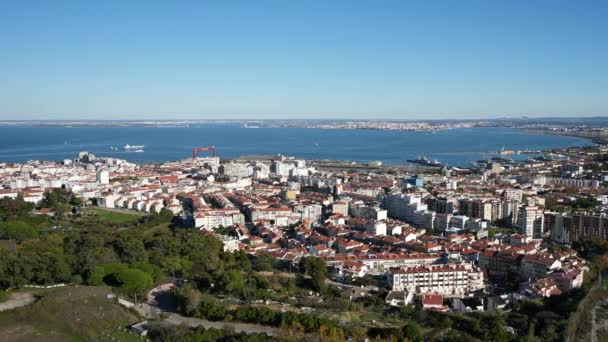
[0,142,604,305]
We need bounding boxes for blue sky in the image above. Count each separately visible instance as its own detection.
[0,0,607,120]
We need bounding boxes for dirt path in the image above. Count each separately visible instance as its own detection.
[0,293,36,312]
[144,283,278,336]
[162,313,278,336]
[590,299,608,342]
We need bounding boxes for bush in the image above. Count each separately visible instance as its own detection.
[132,262,163,282]
[87,262,153,297]
[0,221,37,240]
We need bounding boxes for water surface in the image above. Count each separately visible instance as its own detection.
[0,125,591,166]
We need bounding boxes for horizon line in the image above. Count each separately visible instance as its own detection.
[1,115,608,122]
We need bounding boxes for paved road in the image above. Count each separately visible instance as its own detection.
[0,293,36,312]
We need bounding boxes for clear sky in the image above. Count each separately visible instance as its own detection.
[0,0,607,120]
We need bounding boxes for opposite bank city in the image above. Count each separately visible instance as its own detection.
[1,129,608,342]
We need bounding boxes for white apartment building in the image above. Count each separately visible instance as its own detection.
[517,205,544,238]
[349,201,388,221]
[220,162,253,178]
[96,170,110,184]
[250,207,300,227]
[294,202,323,222]
[195,209,245,230]
[382,193,426,222]
[413,210,436,229]
[325,253,440,275]
[387,263,484,297]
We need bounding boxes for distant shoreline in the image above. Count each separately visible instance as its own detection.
[0,119,604,144]
[522,128,606,145]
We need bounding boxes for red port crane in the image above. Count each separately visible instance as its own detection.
[192,146,216,159]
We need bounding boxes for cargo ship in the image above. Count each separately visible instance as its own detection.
[123,144,145,150]
[407,155,443,167]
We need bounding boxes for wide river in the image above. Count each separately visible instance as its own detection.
[0,125,591,166]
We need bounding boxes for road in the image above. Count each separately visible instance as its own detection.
[258,270,380,291]
[0,293,36,312]
[143,283,277,336]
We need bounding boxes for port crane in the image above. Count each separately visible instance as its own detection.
[192,146,216,159]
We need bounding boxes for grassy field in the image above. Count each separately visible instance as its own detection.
[83,207,143,224]
[319,309,403,328]
[0,286,143,342]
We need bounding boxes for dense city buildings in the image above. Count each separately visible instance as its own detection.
[1,141,606,317]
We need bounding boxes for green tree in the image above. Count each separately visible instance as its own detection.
[113,234,148,263]
[402,321,423,342]
[115,268,153,298]
[253,252,275,271]
[0,195,34,219]
[176,284,203,316]
[218,270,246,296]
[0,221,37,240]
[300,256,328,293]
[132,261,163,282]
[179,231,222,274]
[160,255,192,279]
[481,315,509,342]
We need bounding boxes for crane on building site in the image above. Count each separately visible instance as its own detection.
[192,146,216,159]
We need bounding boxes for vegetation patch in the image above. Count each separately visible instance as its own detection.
[83,207,142,224]
[0,286,140,342]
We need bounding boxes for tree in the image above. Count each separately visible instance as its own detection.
[218,270,246,296]
[592,255,608,273]
[300,256,328,292]
[0,195,34,219]
[253,252,275,271]
[132,261,163,282]
[481,315,509,342]
[160,255,192,279]
[349,326,368,342]
[0,221,37,240]
[64,230,112,276]
[176,284,203,316]
[319,325,345,342]
[115,268,153,298]
[113,234,148,263]
[179,231,222,274]
[401,321,423,342]
[41,188,69,208]
[198,294,227,320]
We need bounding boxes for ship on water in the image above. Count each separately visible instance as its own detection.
[123,144,145,150]
[407,155,443,167]
[496,146,516,155]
